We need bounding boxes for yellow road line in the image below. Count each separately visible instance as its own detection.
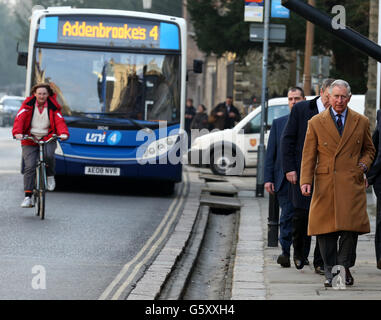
[98,173,188,300]
[112,177,189,300]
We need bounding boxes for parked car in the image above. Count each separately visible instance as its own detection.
[0,95,25,127]
[188,95,365,175]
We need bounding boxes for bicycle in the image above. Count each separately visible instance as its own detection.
[16,134,62,220]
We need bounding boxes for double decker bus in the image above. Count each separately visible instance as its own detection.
[19,7,188,193]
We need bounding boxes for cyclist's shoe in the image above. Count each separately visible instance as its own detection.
[21,197,34,208]
[47,176,56,191]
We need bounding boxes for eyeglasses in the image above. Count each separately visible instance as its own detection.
[332,95,349,101]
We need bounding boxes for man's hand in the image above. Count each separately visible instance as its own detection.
[228,112,236,118]
[301,184,312,196]
[14,134,23,140]
[216,112,224,117]
[286,171,298,184]
[265,182,275,195]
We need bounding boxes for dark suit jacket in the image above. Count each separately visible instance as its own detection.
[368,109,381,189]
[281,97,319,209]
[264,115,289,193]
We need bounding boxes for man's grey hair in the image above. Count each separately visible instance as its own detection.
[329,79,352,96]
[321,78,335,92]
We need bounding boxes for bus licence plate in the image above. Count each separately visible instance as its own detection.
[85,167,121,176]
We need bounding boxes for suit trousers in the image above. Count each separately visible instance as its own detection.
[317,231,358,280]
[374,187,381,263]
[22,141,57,192]
[292,208,324,267]
[277,184,294,257]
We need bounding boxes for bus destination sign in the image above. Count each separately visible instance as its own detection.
[37,16,180,50]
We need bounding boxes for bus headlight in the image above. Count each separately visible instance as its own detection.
[143,135,179,159]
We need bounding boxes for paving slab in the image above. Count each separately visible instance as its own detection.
[199,195,242,210]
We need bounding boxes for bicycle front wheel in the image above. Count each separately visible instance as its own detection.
[36,190,45,220]
[37,165,46,220]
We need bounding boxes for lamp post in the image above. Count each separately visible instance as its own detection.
[377,0,381,110]
[256,0,270,198]
[143,0,152,10]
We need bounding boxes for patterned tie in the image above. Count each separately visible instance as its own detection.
[336,114,343,135]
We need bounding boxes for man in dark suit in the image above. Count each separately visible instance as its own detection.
[281,79,335,273]
[264,87,305,267]
[211,96,241,130]
[367,109,381,270]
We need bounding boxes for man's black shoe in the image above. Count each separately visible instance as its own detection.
[377,258,381,270]
[324,279,332,288]
[345,268,354,286]
[277,254,291,268]
[293,257,304,270]
[314,266,325,276]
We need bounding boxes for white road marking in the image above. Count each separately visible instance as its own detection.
[0,170,19,174]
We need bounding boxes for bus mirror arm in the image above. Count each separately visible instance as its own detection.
[16,42,28,67]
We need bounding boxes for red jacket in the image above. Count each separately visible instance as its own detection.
[12,95,69,146]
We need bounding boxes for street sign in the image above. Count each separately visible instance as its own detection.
[271,0,290,18]
[244,0,264,23]
[250,23,286,43]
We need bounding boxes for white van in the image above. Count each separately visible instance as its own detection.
[187,94,365,175]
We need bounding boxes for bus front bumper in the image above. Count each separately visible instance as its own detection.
[55,155,183,182]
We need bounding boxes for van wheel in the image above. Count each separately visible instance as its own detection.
[210,147,244,176]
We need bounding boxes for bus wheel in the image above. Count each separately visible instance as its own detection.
[162,182,175,196]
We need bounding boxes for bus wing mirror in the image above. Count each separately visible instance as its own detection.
[16,43,28,67]
[193,60,203,74]
[17,52,28,66]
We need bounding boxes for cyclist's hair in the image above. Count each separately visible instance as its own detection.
[288,86,305,98]
[31,83,54,96]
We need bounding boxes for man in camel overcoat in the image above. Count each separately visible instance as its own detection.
[300,79,375,287]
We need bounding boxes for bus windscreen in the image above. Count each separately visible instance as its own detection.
[33,48,181,123]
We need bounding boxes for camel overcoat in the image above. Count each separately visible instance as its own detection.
[300,107,375,236]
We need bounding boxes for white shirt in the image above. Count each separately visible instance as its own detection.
[316,97,326,114]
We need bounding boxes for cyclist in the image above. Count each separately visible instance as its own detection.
[13,83,69,208]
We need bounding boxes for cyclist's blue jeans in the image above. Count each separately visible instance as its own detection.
[277,185,294,257]
[21,141,57,192]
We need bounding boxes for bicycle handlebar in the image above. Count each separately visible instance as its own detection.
[14,134,64,144]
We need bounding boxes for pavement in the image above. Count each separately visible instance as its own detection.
[230,175,381,300]
[128,165,381,300]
